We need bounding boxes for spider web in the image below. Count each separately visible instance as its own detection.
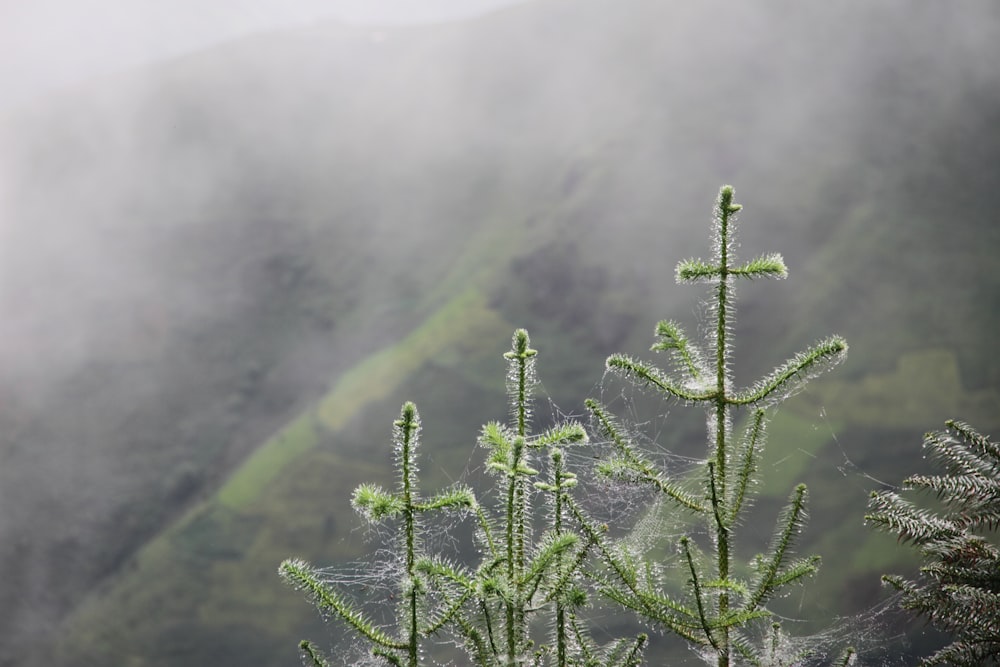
[556,368,922,666]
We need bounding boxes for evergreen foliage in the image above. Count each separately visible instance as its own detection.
[280,401,477,667]
[867,420,1000,666]
[586,186,851,667]
[281,330,646,666]
[280,186,856,665]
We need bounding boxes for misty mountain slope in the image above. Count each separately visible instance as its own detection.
[0,12,581,660]
[53,287,516,667]
[0,0,996,664]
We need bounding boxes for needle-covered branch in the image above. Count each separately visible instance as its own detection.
[298,640,332,667]
[733,336,847,406]
[728,253,788,280]
[651,319,706,380]
[728,409,766,523]
[279,559,408,650]
[745,484,817,611]
[605,354,716,402]
[868,421,1000,665]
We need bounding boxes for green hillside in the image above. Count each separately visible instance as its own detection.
[0,0,996,665]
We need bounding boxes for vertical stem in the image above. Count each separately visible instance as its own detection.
[518,360,527,438]
[513,339,531,663]
[553,450,567,667]
[506,437,528,665]
[714,192,733,667]
[408,583,418,667]
[401,412,420,667]
[506,458,518,665]
[502,330,536,664]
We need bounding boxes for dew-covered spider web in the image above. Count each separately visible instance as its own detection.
[304,364,932,666]
[516,369,933,666]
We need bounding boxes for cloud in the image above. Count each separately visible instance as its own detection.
[0,0,529,108]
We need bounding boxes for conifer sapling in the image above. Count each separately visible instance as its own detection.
[586,185,852,666]
[867,420,1000,666]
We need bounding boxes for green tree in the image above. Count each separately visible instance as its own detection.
[280,185,854,666]
[867,420,1000,666]
[281,330,645,666]
[585,185,852,666]
[280,401,477,667]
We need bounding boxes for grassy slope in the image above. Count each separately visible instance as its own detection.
[57,288,516,666]
[217,286,508,508]
[52,138,610,664]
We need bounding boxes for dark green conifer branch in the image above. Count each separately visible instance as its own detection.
[733,336,847,406]
[651,319,706,380]
[586,397,707,512]
[676,258,726,282]
[728,409,766,523]
[419,582,473,635]
[605,354,716,402]
[744,484,818,611]
[867,421,1000,666]
[279,559,408,651]
[728,254,788,280]
[299,640,332,667]
[565,492,704,644]
[521,533,579,600]
[682,536,722,653]
[607,634,650,667]
[417,487,477,513]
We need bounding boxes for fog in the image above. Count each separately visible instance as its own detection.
[1,1,999,665]
[0,0,527,108]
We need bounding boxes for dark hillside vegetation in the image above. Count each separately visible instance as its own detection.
[0,1,997,664]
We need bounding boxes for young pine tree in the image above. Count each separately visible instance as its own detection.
[279,401,477,667]
[584,186,853,666]
[281,330,646,667]
[420,329,646,666]
[281,185,855,666]
[867,420,1000,666]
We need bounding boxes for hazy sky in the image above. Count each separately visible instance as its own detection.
[0,0,528,109]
